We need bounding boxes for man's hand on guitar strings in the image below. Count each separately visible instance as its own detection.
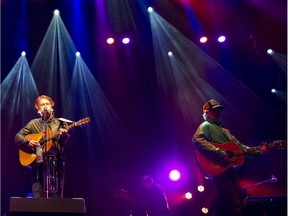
[27,140,39,150]
[217,149,234,165]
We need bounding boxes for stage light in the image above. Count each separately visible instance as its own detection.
[107,37,114,44]
[54,10,60,16]
[75,52,81,57]
[267,49,274,55]
[169,169,181,181]
[200,37,208,43]
[21,51,26,56]
[218,36,226,43]
[197,185,205,192]
[148,7,154,13]
[185,192,192,199]
[201,207,209,214]
[122,37,130,44]
[270,89,286,102]
[168,51,173,56]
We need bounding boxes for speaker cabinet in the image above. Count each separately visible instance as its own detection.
[9,197,86,216]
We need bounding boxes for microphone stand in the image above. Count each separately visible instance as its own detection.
[241,175,277,205]
[242,175,277,192]
[42,109,48,198]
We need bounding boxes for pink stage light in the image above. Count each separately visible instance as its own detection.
[200,36,208,43]
[197,185,205,192]
[107,37,115,45]
[185,192,192,199]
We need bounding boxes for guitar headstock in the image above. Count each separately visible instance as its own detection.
[271,140,287,149]
[75,117,90,127]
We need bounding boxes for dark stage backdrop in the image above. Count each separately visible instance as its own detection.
[1,0,287,215]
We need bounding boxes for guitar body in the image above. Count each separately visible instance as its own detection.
[195,142,245,177]
[19,150,37,167]
[195,140,286,178]
[19,131,53,167]
[18,117,90,167]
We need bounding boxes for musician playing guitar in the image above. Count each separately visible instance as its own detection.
[15,95,70,198]
[193,99,267,216]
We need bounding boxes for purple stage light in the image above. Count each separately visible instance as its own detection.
[169,169,181,181]
[218,35,226,43]
[122,37,130,44]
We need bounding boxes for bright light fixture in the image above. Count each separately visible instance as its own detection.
[169,169,180,181]
[107,37,114,44]
[218,36,226,43]
[122,37,130,44]
[202,207,209,214]
[200,37,208,43]
[148,7,154,13]
[267,49,274,55]
[197,185,205,192]
[54,10,60,16]
[185,192,192,199]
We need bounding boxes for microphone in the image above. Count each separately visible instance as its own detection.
[269,175,277,183]
[37,107,54,115]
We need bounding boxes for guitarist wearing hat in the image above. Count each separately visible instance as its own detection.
[15,95,70,198]
[192,99,268,216]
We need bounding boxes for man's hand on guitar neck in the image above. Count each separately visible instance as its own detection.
[59,128,70,138]
[259,143,268,155]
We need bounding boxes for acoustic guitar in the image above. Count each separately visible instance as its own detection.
[195,140,286,178]
[19,117,90,166]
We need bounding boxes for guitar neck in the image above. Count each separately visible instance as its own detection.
[237,142,277,155]
[67,122,77,131]
[42,122,76,144]
[40,117,90,144]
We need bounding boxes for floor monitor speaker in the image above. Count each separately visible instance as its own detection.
[9,197,86,216]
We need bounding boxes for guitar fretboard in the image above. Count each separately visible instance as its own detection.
[40,117,90,145]
[235,141,285,155]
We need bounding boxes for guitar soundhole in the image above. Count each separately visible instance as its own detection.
[226,151,235,159]
[39,138,45,145]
